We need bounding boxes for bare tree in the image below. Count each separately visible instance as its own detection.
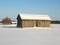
[2,17,12,25]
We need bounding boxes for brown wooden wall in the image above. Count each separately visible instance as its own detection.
[21,20,51,28]
[22,20,34,28]
[36,20,50,27]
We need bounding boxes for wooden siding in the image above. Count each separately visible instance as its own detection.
[21,20,50,27]
[44,20,50,27]
[22,20,34,28]
[36,20,50,27]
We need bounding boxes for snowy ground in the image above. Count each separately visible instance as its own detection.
[0,24,60,45]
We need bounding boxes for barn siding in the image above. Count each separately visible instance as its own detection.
[44,20,50,27]
[36,20,44,27]
[36,20,50,27]
[21,20,50,27]
[22,20,34,28]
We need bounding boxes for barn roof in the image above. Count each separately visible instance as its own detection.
[19,13,51,20]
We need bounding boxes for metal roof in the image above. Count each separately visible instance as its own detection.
[19,13,51,20]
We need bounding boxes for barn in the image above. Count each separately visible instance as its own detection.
[17,14,51,28]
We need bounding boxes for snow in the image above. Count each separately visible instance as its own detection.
[19,13,51,20]
[0,24,60,45]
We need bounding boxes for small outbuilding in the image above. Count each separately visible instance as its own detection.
[2,17,12,25]
[17,13,51,28]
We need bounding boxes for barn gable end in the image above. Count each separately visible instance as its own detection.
[17,14,22,27]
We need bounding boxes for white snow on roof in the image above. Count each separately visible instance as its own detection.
[19,13,51,20]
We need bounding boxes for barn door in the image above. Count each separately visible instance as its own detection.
[36,20,38,27]
[36,20,41,27]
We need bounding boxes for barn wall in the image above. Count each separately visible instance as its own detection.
[22,20,34,28]
[17,19,51,28]
[22,20,51,27]
[44,20,51,27]
[36,20,50,27]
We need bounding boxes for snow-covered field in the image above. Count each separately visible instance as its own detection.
[0,24,60,45]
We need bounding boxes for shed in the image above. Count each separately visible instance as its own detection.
[17,13,51,28]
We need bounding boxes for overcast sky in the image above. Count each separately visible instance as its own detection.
[0,0,60,21]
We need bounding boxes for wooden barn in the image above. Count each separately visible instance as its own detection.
[17,14,51,28]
